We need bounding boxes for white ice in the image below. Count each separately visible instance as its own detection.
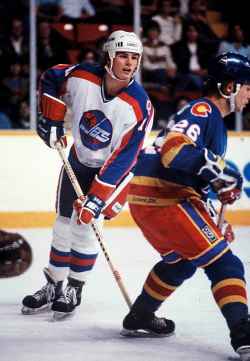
[1,226,250,361]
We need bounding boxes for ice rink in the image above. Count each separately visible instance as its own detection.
[1,226,250,361]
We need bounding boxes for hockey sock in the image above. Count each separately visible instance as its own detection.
[204,250,248,329]
[69,249,98,281]
[133,260,196,313]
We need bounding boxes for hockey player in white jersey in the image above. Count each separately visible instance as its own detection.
[22,30,154,319]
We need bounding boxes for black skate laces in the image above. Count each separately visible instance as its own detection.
[57,285,77,305]
[150,317,168,330]
[34,283,55,303]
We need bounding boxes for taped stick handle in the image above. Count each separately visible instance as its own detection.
[55,143,132,308]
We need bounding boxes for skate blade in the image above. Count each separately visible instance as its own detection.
[51,310,76,322]
[120,328,174,338]
[237,346,250,361]
[21,305,51,315]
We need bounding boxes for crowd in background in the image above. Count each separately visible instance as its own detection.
[0,0,250,130]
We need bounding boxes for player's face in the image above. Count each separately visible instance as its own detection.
[112,52,139,81]
[235,84,250,111]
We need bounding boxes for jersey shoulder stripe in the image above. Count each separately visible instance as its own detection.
[51,64,71,70]
[118,92,143,121]
[70,69,102,86]
[69,63,103,86]
[118,80,150,122]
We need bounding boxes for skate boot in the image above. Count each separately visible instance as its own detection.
[22,267,63,314]
[51,277,84,320]
[230,317,250,361]
[121,308,175,337]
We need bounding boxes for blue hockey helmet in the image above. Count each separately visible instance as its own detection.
[208,52,250,85]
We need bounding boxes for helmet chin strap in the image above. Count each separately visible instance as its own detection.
[217,83,241,113]
[105,64,130,82]
[229,93,236,113]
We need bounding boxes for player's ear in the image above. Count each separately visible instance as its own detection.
[224,81,235,95]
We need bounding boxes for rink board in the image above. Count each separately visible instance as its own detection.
[1,130,250,228]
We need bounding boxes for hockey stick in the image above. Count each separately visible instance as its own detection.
[55,142,132,308]
[217,204,226,230]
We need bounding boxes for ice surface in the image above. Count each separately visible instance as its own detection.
[1,227,250,361]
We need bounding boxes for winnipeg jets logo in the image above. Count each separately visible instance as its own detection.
[79,110,112,150]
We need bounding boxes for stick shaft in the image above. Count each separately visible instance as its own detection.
[55,143,132,308]
[217,204,226,230]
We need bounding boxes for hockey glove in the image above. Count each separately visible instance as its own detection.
[37,114,67,149]
[218,187,242,205]
[74,194,105,224]
[198,148,226,182]
[198,149,243,204]
[212,167,242,205]
[74,176,115,224]
[222,222,235,243]
[37,93,67,148]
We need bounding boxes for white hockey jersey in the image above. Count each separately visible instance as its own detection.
[39,62,154,186]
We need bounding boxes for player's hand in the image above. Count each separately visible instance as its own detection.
[214,168,243,205]
[218,188,241,205]
[198,149,243,204]
[198,149,225,182]
[74,194,105,224]
[37,114,67,149]
[38,93,67,148]
[222,222,235,243]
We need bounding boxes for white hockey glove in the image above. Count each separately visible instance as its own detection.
[198,149,243,204]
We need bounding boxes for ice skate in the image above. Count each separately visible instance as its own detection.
[52,277,84,320]
[237,346,250,361]
[230,317,250,361]
[121,309,175,338]
[21,268,62,315]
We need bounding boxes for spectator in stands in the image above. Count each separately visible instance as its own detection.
[171,22,209,92]
[2,61,28,127]
[36,0,62,22]
[60,0,96,22]
[0,111,12,129]
[37,21,69,70]
[93,0,133,24]
[140,0,158,27]
[16,100,30,129]
[183,0,219,53]
[217,24,250,59]
[179,0,189,17]
[78,47,99,64]
[217,0,249,41]
[158,95,190,129]
[142,21,177,88]
[0,1,29,37]
[2,18,29,67]
[152,0,182,46]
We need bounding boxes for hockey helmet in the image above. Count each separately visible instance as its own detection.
[208,52,250,85]
[103,30,143,76]
[0,230,32,278]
